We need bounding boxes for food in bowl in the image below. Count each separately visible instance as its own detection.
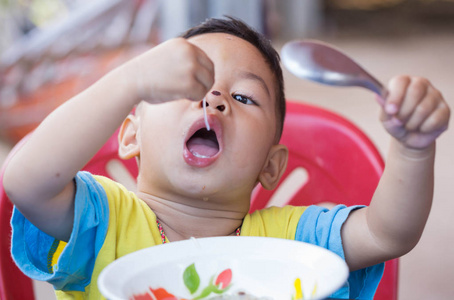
[130,263,316,300]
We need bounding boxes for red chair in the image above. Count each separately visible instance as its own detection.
[250,101,397,300]
[0,101,397,300]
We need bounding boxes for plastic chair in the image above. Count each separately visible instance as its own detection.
[0,101,397,300]
[250,101,397,300]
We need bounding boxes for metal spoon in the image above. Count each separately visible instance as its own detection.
[281,40,387,103]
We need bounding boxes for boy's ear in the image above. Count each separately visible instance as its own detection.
[258,144,289,190]
[118,115,140,159]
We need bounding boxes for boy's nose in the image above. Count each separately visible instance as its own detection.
[199,90,229,113]
[203,101,225,112]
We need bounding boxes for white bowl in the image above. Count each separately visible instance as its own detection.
[98,236,348,300]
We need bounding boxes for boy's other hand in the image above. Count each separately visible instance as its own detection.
[379,75,450,150]
[124,37,215,104]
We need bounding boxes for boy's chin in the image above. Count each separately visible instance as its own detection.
[173,179,251,202]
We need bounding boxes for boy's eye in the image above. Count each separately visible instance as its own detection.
[233,94,256,105]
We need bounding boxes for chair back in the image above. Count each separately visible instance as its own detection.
[0,102,397,300]
[250,101,397,300]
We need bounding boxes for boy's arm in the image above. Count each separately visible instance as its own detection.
[341,76,450,271]
[2,38,214,242]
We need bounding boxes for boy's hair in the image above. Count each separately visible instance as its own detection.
[180,16,286,142]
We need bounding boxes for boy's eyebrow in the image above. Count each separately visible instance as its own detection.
[238,71,270,97]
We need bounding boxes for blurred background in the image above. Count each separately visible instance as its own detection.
[1,0,453,299]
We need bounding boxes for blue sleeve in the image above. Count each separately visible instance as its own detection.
[10,171,109,291]
[295,205,384,300]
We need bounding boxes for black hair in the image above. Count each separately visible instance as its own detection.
[180,16,286,141]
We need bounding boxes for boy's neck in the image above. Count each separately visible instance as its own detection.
[137,191,248,242]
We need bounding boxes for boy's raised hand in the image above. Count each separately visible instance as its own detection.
[344,76,450,270]
[124,37,215,104]
[380,75,450,150]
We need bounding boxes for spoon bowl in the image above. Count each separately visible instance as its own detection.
[281,40,386,99]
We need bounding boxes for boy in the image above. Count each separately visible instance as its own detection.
[3,17,450,299]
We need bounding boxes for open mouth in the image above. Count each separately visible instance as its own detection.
[186,128,220,158]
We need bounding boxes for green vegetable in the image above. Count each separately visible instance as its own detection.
[183,263,200,294]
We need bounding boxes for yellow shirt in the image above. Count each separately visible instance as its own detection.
[52,174,306,299]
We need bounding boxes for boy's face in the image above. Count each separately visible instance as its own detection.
[134,33,282,205]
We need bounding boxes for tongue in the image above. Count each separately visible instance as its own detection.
[187,137,219,157]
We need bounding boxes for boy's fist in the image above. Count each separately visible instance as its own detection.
[124,38,215,104]
[380,75,450,150]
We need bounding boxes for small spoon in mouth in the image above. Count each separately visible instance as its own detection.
[281,40,387,104]
[202,97,210,131]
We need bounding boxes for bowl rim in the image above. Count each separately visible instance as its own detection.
[98,236,349,300]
